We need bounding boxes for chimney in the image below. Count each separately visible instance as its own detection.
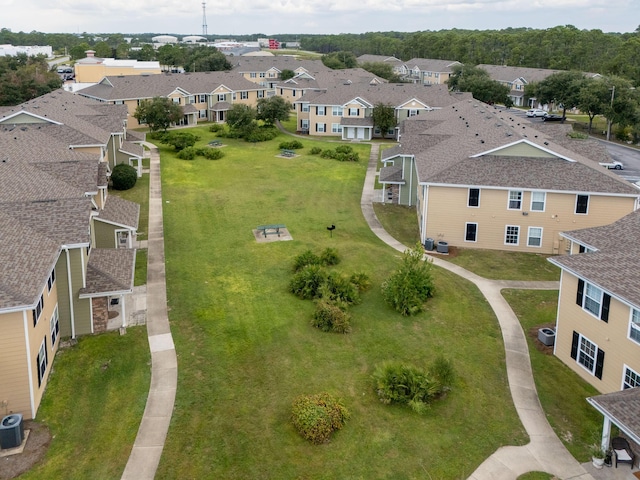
[85,50,96,58]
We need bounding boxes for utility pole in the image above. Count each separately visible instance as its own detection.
[606,85,615,142]
[202,1,208,38]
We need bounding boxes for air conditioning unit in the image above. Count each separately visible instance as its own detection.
[538,328,556,347]
[0,414,24,449]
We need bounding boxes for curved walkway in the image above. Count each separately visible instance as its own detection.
[121,142,177,480]
[362,144,594,480]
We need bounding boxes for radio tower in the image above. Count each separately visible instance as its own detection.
[202,1,208,37]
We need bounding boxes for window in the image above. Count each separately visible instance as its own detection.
[37,338,48,387]
[199,94,206,103]
[257,90,264,98]
[301,119,309,131]
[348,108,359,116]
[240,91,248,100]
[508,190,522,209]
[217,94,226,102]
[301,103,310,112]
[250,72,256,78]
[114,100,124,105]
[465,223,478,242]
[316,123,325,133]
[576,195,589,214]
[527,227,543,247]
[332,106,343,116]
[571,332,605,378]
[317,106,325,116]
[576,279,610,321]
[171,97,180,104]
[409,109,418,117]
[47,268,56,293]
[468,188,480,207]
[530,191,546,211]
[629,309,640,344]
[505,225,519,245]
[199,110,207,119]
[259,72,265,78]
[50,306,59,346]
[623,366,640,389]
[33,294,44,326]
[331,123,342,133]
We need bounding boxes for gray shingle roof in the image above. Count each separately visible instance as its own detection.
[588,388,640,444]
[477,64,600,84]
[379,165,405,183]
[230,57,331,75]
[97,195,140,230]
[404,58,461,72]
[79,248,135,297]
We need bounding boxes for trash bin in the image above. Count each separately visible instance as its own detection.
[436,241,449,254]
[424,238,434,251]
[0,414,24,449]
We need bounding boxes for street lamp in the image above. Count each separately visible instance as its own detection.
[606,85,615,142]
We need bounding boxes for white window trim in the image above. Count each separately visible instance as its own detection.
[468,188,480,208]
[576,334,598,375]
[530,191,546,212]
[50,305,59,346]
[622,364,640,389]
[583,282,603,318]
[317,106,326,116]
[504,225,520,246]
[527,226,543,248]
[465,222,478,243]
[575,194,589,215]
[331,123,342,133]
[508,190,523,210]
[316,123,326,133]
[629,308,640,345]
[332,106,343,116]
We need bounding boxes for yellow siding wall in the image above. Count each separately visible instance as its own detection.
[0,311,31,418]
[425,186,636,253]
[555,272,640,393]
[75,65,161,84]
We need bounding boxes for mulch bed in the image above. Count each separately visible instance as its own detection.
[0,421,50,479]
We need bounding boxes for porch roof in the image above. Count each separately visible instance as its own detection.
[340,117,373,127]
[379,165,405,184]
[79,248,135,298]
[587,387,640,446]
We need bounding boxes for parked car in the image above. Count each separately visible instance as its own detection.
[543,114,565,122]
[599,160,624,170]
[526,109,546,117]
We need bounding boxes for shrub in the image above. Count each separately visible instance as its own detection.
[381,243,435,316]
[245,126,278,143]
[372,361,439,414]
[349,272,371,292]
[310,147,322,155]
[320,149,336,159]
[201,148,224,160]
[279,140,304,150]
[322,272,360,305]
[428,356,455,393]
[148,131,168,142]
[161,131,200,151]
[293,250,321,272]
[209,123,225,132]
[335,152,359,162]
[312,299,351,333]
[176,147,197,160]
[289,265,327,300]
[291,392,349,444]
[335,145,353,154]
[320,247,340,266]
[111,163,137,190]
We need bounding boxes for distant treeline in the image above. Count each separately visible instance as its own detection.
[2,26,639,83]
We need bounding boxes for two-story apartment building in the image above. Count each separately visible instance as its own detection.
[402,58,462,85]
[78,71,266,128]
[293,83,468,140]
[379,100,639,254]
[0,90,140,420]
[230,57,331,89]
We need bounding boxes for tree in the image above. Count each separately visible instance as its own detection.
[321,51,358,70]
[256,96,292,125]
[381,243,435,316]
[133,97,183,132]
[0,54,62,106]
[226,104,257,133]
[69,42,91,61]
[93,41,112,58]
[115,43,130,59]
[280,69,295,81]
[360,62,401,82]
[576,78,610,133]
[447,65,511,106]
[371,103,397,138]
[528,71,585,117]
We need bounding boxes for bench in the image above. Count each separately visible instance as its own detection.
[208,140,222,147]
[256,224,286,237]
[281,149,296,157]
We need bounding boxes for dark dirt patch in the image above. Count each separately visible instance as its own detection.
[0,421,50,479]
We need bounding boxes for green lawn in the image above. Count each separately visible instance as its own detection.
[448,248,561,281]
[502,289,603,461]
[154,129,526,479]
[23,328,150,479]
[111,173,149,241]
[373,203,421,247]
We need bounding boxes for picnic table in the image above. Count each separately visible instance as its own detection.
[209,140,222,147]
[256,224,286,237]
[281,149,295,157]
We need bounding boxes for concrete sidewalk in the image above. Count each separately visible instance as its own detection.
[361,144,595,480]
[121,142,177,480]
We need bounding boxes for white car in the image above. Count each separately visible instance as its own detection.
[526,109,546,118]
[599,160,624,170]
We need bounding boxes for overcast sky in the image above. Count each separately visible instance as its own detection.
[1,0,636,37]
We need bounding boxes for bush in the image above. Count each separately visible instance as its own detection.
[245,126,278,143]
[310,147,322,155]
[322,272,360,305]
[320,247,340,266]
[176,147,197,160]
[291,392,349,444]
[335,152,359,162]
[428,356,455,393]
[289,265,327,300]
[208,123,225,132]
[279,140,304,150]
[381,243,435,316]
[148,131,168,142]
[320,149,336,159]
[335,145,353,154]
[349,272,371,292]
[372,361,439,414]
[161,131,200,151]
[312,299,351,333]
[293,250,321,272]
[111,163,137,190]
[201,148,224,160]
